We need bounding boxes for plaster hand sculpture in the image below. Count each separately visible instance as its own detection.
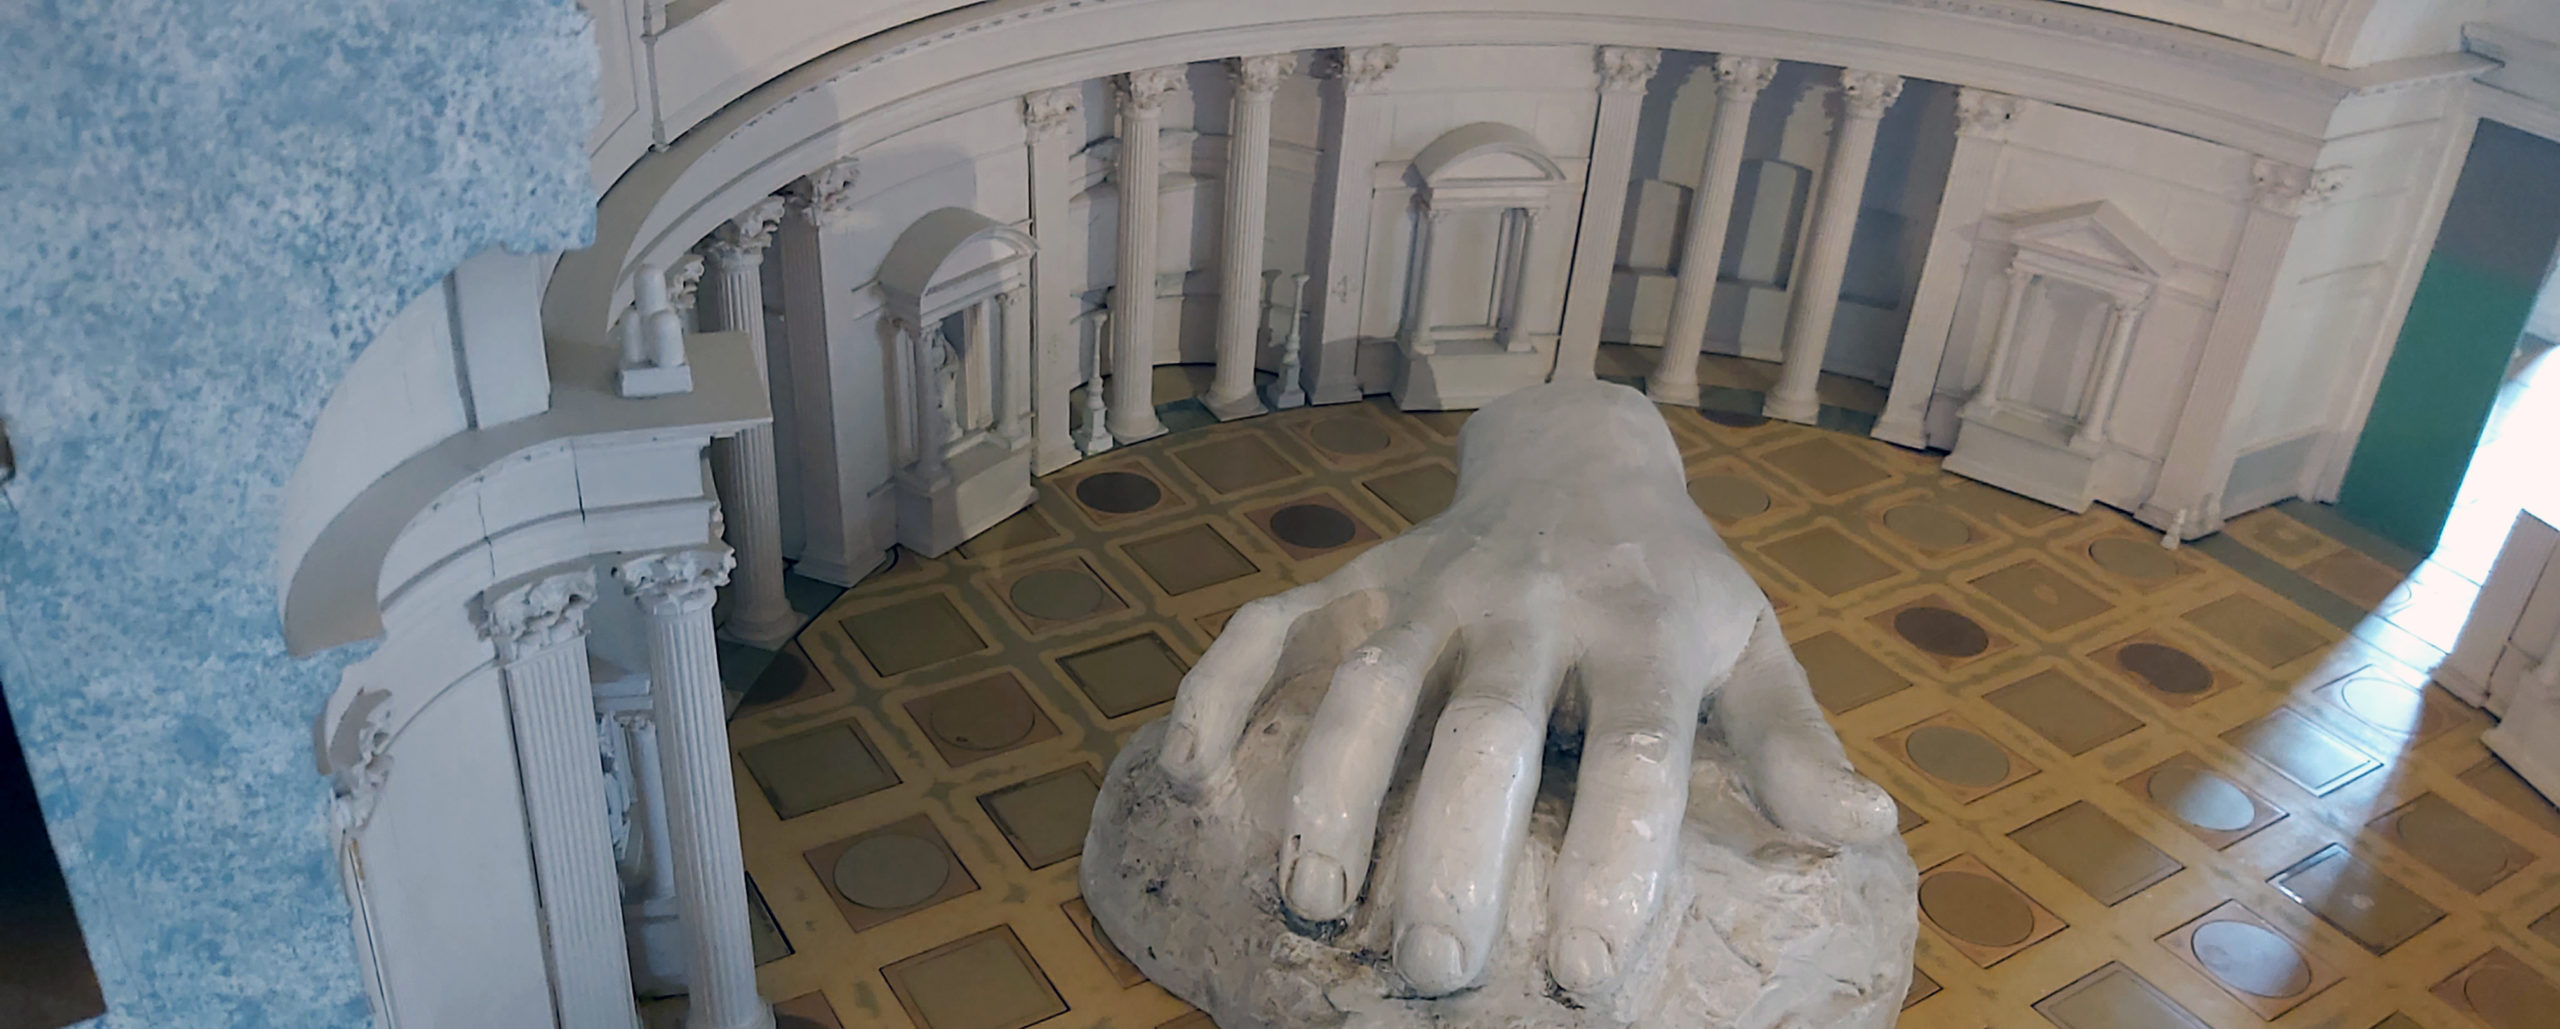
[1084,380,1916,1027]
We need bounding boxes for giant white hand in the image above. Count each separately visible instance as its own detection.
[1157,380,1896,1000]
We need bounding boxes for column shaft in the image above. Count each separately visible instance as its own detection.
[1305,46,1399,404]
[1766,70,1903,424]
[1556,46,1662,378]
[700,200,800,648]
[1651,56,1775,405]
[1207,55,1295,420]
[1109,68,1182,442]
[1873,88,2014,447]
[1023,88,1083,472]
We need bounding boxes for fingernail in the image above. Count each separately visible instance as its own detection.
[1552,929,1616,991]
[1398,923,1469,995]
[1285,853,1347,919]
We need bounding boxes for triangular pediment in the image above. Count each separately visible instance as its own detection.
[2003,201,2169,279]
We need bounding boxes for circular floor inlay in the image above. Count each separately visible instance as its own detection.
[1905,725,2011,787]
[2191,920,2312,998]
[1308,418,1393,455]
[2119,642,2212,695]
[1270,503,1359,550]
[1918,871,2034,947]
[2396,801,2514,888]
[1895,606,1991,658]
[2147,765,2258,832]
[925,686,1039,752]
[2465,962,2560,1029]
[1883,504,1973,549]
[1687,475,1772,521]
[1701,407,1768,428]
[1075,471,1163,514]
[2336,674,2430,735]
[833,833,952,910]
[2088,537,2181,582]
[1009,567,1108,622]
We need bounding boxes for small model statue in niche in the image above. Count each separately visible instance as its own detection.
[1083,380,1917,1028]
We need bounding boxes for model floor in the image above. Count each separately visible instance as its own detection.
[691,373,2560,1029]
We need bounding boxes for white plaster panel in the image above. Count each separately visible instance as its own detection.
[572,437,712,509]
[2047,0,2352,61]
[279,279,468,597]
[1378,45,1601,161]
[448,244,553,428]
[817,101,1033,294]
[474,442,583,538]
[378,489,493,599]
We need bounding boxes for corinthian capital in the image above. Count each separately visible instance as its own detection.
[705,196,788,268]
[475,567,598,662]
[1837,69,1905,119]
[1709,55,1777,100]
[1597,46,1662,95]
[615,545,736,617]
[666,253,706,311]
[1022,86,1081,140]
[1332,45,1399,95]
[1231,53,1299,96]
[1117,67,1187,118]
[789,157,860,225]
[1954,88,2020,139]
[2251,158,2348,217]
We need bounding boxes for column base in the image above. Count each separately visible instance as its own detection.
[685,1000,777,1029]
[1760,388,1822,425]
[1265,382,1307,411]
[1645,377,1701,407]
[1106,418,1166,446]
[1202,389,1269,422]
[1869,414,1928,450]
[718,605,807,651]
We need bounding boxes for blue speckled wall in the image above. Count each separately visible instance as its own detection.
[0,3,597,1026]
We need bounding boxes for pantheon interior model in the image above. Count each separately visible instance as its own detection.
[10,2,2560,1029]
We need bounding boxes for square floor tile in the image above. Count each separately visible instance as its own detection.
[801,814,978,933]
[1796,632,1909,713]
[881,925,1068,1029]
[1760,525,1899,596]
[1062,898,1146,987]
[1171,434,1304,494]
[740,719,901,819]
[1688,469,1780,526]
[736,640,832,714]
[1985,670,2144,756]
[2121,754,2285,849]
[2227,509,2340,567]
[1058,633,1189,718]
[840,593,987,678]
[1293,411,1409,466]
[2184,594,2328,668]
[1903,966,1939,1008]
[1871,497,1985,554]
[747,875,791,965]
[1970,560,2112,633]
[1248,493,1382,559]
[2431,947,2560,1028]
[2311,665,2471,746]
[957,505,1060,558]
[995,557,1128,631]
[2158,900,2340,1019]
[2223,707,2379,795]
[1364,463,1458,524]
[1759,438,1892,495]
[2011,801,2183,905]
[2458,756,2560,841]
[773,990,844,1029]
[2077,531,2196,586]
[1882,712,2039,804]
[1122,523,1258,596]
[904,673,1062,769]
[1915,853,2066,967]
[1873,595,2011,669]
[1943,479,2068,532]
[1064,463,1182,522]
[2366,792,2534,895]
[2271,844,2444,955]
[2301,547,2405,611]
[978,764,1104,868]
[2034,962,2210,1029]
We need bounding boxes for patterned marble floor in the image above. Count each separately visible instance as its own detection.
[702,376,2560,1029]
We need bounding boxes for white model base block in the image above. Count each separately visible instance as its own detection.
[618,363,696,398]
[1392,341,1553,411]
[1204,389,1270,422]
[895,441,1035,558]
[1942,408,2101,514]
[1085,716,1917,1029]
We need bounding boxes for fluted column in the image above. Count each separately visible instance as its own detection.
[615,546,773,1029]
[1766,69,1903,424]
[1022,87,1083,472]
[1650,55,1775,405]
[699,199,800,648]
[1206,53,1297,420]
[1306,45,1400,404]
[476,568,639,1029]
[1109,67,1184,442]
[1556,45,1662,378]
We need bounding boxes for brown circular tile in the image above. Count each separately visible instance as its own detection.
[1701,407,1768,428]
[2087,537,2180,581]
[1904,725,2011,787]
[2147,765,2257,832]
[2396,800,2513,888]
[2119,642,2212,695]
[925,687,1039,752]
[1918,871,2035,947]
[1075,470,1162,514]
[1882,504,1972,549]
[1009,567,1107,622]
[2191,920,2311,998]
[1687,475,1771,521]
[832,832,951,909]
[1269,503,1358,550]
[1895,606,1990,658]
[2466,960,2560,1029]
[1308,418,1393,455]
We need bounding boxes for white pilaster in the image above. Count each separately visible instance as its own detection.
[1765,69,1903,424]
[1022,87,1084,473]
[1306,45,1398,404]
[614,546,773,1029]
[1649,55,1775,406]
[1555,45,1661,379]
[699,198,801,649]
[1109,67,1183,443]
[1874,88,2017,447]
[778,159,861,584]
[1205,53,1298,420]
[475,568,640,1029]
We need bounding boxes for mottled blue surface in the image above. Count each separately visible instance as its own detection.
[0,2,596,1026]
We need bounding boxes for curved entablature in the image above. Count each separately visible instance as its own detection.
[550,0,2474,348]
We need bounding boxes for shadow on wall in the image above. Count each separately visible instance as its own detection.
[0,677,106,1029]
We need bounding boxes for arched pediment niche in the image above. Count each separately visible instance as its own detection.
[877,206,1040,555]
[1395,122,1570,409]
